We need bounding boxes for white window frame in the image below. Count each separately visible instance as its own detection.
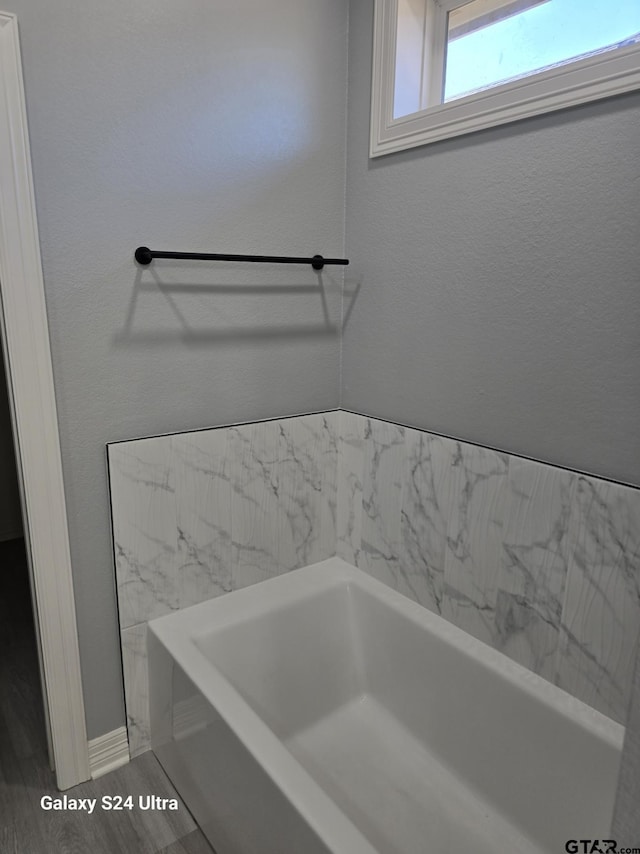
[371,0,640,156]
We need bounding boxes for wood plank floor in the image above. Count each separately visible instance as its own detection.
[0,538,214,853]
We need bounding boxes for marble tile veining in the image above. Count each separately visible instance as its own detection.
[230,413,338,590]
[110,440,179,629]
[557,477,640,723]
[110,412,339,754]
[441,442,508,647]
[399,430,454,614]
[495,590,562,681]
[274,412,338,569]
[229,418,292,589]
[359,418,406,591]
[613,637,640,841]
[495,459,576,680]
[121,623,151,757]
[172,429,233,608]
[336,411,365,566]
[110,410,640,758]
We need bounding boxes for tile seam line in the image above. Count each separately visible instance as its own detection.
[108,406,639,492]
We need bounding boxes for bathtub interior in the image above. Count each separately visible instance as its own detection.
[193,583,362,740]
[178,563,622,853]
[151,640,348,854]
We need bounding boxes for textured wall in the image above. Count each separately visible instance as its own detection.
[343,0,640,488]
[6,0,347,738]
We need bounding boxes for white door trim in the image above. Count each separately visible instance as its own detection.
[0,12,90,789]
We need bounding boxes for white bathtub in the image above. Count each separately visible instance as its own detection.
[148,557,623,854]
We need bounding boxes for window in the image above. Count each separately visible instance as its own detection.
[371,0,640,155]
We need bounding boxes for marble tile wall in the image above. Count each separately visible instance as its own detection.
[110,408,640,757]
[108,411,338,755]
[336,412,640,726]
[613,637,640,842]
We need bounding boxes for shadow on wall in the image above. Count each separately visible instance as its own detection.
[111,265,361,347]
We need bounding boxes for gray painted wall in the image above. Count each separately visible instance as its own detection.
[343,0,640,488]
[7,0,347,738]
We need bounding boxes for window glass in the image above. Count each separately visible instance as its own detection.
[444,0,640,103]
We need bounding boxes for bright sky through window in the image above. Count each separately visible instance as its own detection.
[444,0,640,102]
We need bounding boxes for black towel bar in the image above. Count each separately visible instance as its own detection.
[134,247,349,271]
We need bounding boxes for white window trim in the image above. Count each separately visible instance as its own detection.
[371,0,640,157]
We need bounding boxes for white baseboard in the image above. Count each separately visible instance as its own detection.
[88,726,130,779]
